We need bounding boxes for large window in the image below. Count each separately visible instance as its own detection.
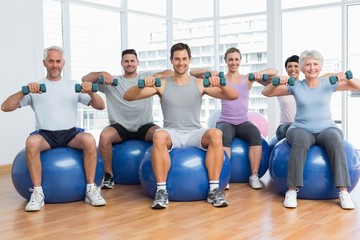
[347,4,360,148]
[43,0,62,48]
[220,0,266,15]
[173,0,213,19]
[43,0,360,148]
[69,4,121,80]
[282,0,340,9]
[127,13,167,71]
[128,0,166,15]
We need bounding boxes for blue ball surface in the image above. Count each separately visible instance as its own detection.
[112,140,152,184]
[229,137,270,182]
[268,135,279,154]
[139,147,230,201]
[11,147,104,203]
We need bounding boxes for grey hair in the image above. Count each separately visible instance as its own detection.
[299,50,323,69]
[43,45,64,60]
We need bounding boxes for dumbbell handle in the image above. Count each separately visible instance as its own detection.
[249,73,268,81]
[98,76,118,86]
[75,83,98,92]
[203,71,226,87]
[138,78,161,88]
[22,83,46,95]
[272,77,295,86]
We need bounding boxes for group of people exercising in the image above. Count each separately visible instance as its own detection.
[2,42,360,212]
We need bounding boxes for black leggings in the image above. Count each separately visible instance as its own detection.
[216,121,261,147]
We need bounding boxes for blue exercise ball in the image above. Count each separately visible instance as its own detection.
[269,139,360,199]
[11,147,104,203]
[112,140,152,184]
[229,137,270,183]
[139,147,230,201]
[268,135,279,154]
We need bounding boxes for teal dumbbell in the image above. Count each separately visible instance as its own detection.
[138,78,161,88]
[219,71,226,86]
[203,72,226,87]
[75,83,98,93]
[272,77,295,86]
[203,72,211,87]
[248,73,268,81]
[22,83,46,95]
[98,76,118,86]
[329,70,353,85]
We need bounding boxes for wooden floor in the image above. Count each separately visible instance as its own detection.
[2,165,360,240]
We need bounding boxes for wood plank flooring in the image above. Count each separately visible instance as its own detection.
[1,164,360,240]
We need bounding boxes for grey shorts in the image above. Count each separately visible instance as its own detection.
[159,128,208,151]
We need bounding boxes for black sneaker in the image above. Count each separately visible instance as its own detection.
[101,172,114,189]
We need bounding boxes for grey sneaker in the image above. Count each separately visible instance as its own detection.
[249,175,262,189]
[339,191,355,210]
[152,189,169,209]
[283,189,298,208]
[207,188,228,207]
[101,172,114,189]
[85,184,106,206]
[25,188,45,212]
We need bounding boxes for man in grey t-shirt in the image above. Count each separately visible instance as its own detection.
[82,49,173,189]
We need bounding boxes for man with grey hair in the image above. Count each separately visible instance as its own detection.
[1,45,107,211]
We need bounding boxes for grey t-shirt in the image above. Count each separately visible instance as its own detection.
[98,72,154,131]
[161,76,202,130]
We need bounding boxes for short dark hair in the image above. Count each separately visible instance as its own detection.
[285,55,299,68]
[170,42,191,60]
[122,49,138,59]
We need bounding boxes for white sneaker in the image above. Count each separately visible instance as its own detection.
[225,183,230,190]
[339,191,355,210]
[283,189,298,208]
[249,175,262,189]
[85,184,106,206]
[25,188,45,212]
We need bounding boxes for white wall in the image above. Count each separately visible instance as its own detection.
[0,1,44,165]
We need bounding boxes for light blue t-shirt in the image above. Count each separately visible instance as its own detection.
[288,78,337,133]
[19,77,91,131]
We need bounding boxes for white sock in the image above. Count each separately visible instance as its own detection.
[156,182,167,192]
[209,180,219,191]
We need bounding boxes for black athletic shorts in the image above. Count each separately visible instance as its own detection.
[30,127,84,149]
[110,123,158,141]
